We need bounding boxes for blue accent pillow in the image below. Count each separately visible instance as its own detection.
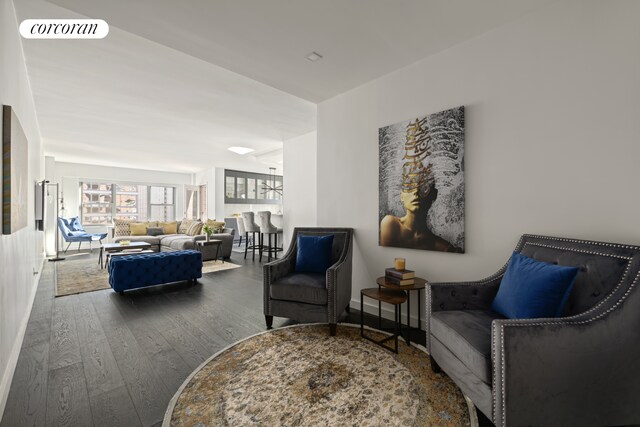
[295,235,334,274]
[68,217,84,231]
[491,252,579,319]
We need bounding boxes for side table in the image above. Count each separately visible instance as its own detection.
[376,276,427,345]
[196,239,223,263]
[360,287,407,353]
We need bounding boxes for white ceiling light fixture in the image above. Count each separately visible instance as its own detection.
[305,51,323,62]
[228,146,255,155]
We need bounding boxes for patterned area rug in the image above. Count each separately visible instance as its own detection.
[55,257,240,297]
[164,324,472,426]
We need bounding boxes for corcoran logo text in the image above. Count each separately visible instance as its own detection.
[19,19,109,39]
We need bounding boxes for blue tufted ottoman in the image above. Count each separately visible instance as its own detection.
[108,250,202,293]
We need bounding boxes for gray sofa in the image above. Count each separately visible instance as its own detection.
[427,234,640,426]
[114,229,235,261]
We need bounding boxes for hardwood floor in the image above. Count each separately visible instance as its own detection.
[1,251,426,427]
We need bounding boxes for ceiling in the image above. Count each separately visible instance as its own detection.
[15,0,555,173]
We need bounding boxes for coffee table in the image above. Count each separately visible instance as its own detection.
[376,276,427,345]
[99,242,152,269]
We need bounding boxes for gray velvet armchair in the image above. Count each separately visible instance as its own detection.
[427,234,640,426]
[263,227,354,336]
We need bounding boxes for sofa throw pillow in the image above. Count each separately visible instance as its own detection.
[114,219,133,236]
[159,221,178,234]
[295,234,334,274]
[186,221,203,236]
[179,219,193,234]
[206,219,226,233]
[491,252,579,319]
[147,227,164,236]
[130,222,148,236]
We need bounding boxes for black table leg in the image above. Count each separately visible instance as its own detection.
[360,293,364,337]
[418,289,422,331]
[378,300,382,331]
[407,290,411,345]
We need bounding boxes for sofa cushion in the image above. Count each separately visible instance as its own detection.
[130,222,148,236]
[178,219,193,234]
[270,273,327,305]
[491,252,579,319]
[147,227,164,236]
[159,221,178,234]
[430,310,505,384]
[114,219,133,236]
[186,221,203,236]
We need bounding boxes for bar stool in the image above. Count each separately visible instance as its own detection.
[257,211,283,262]
[241,212,261,260]
[235,216,246,247]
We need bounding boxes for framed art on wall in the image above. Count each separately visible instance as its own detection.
[378,106,465,253]
[3,105,29,235]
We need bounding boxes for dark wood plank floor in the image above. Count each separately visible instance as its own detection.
[2,250,427,427]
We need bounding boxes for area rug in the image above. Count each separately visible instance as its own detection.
[164,324,473,426]
[55,258,241,297]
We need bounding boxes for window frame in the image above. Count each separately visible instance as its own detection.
[79,180,177,226]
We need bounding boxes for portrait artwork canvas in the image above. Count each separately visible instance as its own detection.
[2,105,29,235]
[379,106,464,253]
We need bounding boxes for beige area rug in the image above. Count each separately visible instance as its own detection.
[164,324,473,427]
[55,257,241,297]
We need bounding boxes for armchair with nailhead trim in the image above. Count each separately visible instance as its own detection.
[426,234,640,426]
[263,227,353,336]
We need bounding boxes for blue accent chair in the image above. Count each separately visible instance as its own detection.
[57,217,108,253]
[108,250,203,293]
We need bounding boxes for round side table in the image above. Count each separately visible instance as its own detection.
[360,287,407,353]
[376,276,427,345]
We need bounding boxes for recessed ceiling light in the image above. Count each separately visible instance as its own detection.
[228,146,254,155]
[305,51,323,62]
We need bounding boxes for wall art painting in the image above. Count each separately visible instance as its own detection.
[3,105,29,235]
[379,106,464,253]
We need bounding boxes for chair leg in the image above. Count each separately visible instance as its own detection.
[64,242,71,253]
[253,232,257,261]
[89,241,92,253]
[238,235,243,247]
[268,233,272,262]
[78,242,82,251]
[244,232,249,259]
[274,233,278,260]
[259,233,264,262]
[430,357,442,373]
[265,315,273,330]
[329,324,337,336]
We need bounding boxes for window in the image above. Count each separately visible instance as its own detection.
[184,185,206,220]
[224,169,282,204]
[80,181,176,225]
[149,186,174,221]
[81,182,113,225]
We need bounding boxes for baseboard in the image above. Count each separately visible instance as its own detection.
[351,297,426,330]
[0,258,44,423]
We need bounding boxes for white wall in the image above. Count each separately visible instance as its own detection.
[317,0,640,320]
[0,0,44,418]
[283,131,317,249]
[52,161,192,236]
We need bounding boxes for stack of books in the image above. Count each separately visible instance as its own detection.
[385,267,415,286]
